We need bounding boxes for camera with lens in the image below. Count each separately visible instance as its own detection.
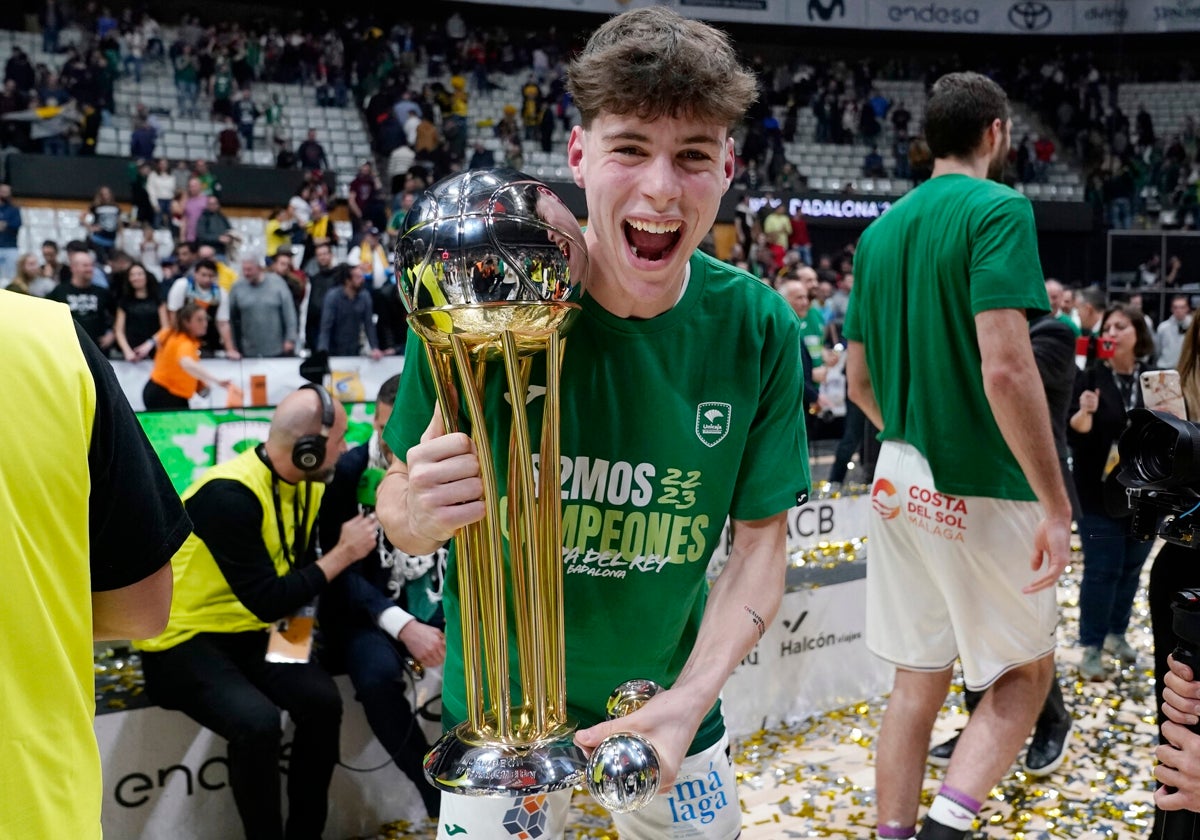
[1117,408,1200,545]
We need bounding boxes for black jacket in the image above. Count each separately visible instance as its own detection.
[1069,359,1147,517]
[1030,315,1081,518]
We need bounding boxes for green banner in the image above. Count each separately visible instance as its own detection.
[136,404,377,494]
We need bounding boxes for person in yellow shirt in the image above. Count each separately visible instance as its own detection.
[197,243,238,292]
[449,74,469,118]
[306,199,336,250]
[438,77,469,164]
[265,204,300,257]
[522,77,541,140]
[0,291,186,840]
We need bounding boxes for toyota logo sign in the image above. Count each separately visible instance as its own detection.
[1009,1,1053,30]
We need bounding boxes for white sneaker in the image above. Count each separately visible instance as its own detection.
[1103,634,1137,665]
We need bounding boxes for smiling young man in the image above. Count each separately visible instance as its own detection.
[376,8,809,840]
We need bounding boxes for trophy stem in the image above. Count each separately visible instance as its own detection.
[423,345,459,435]
[540,330,568,721]
[416,308,581,789]
[424,344,487,732]
[502,334,547,733]
[451,335,513,740]
[459,522,486,731]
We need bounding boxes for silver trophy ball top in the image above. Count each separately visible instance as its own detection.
[586,733,660,814]
[394,167,588,314]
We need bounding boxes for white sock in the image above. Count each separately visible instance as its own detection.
[926,793,977,831]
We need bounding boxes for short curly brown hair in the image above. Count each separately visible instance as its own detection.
[925,71,1010,160]
[567,7,757,130]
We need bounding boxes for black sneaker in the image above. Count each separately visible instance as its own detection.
[928,730,961,767]
[1022,712,1073,777]
[917,820,971,840]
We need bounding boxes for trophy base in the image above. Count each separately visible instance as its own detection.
[424,720,587,796]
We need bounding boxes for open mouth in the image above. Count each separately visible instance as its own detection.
[624,219,682,263]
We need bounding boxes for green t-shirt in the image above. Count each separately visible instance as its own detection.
[173,56,197,85]
[246,42,262,73]
[1056,311,1082,336]
[843,174,1048,500]
[385,250,810,754]
[800,307,826,366]
[213,72,233,101]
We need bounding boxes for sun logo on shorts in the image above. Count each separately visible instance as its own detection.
[871,478,901,520]
[502,794,548,838]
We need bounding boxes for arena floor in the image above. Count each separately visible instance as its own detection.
[369,541,1163,840]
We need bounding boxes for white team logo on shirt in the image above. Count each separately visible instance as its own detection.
[696,402,731,448]
[502,384,547,406]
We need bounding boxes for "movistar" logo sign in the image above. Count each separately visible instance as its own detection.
[808,0,846,21]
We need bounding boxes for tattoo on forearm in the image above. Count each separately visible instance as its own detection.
[744,605,766,639]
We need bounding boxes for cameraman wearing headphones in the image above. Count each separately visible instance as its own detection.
[134,385,377,840]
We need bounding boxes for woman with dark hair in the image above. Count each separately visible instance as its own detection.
[1068,302,1158,682]
[115,262,168,361]
[142,303,233,410]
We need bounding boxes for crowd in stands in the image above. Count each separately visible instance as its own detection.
[347,16,1200,231]
[738,50,1156,214]
[0,4,1197,216]
[0,154,426,367]
[0,4,374,166]
[964,51,1200,230]
[5,5,1200,379]
[0,6,586,372]
[0,7,573,371]
[350,11,582,190]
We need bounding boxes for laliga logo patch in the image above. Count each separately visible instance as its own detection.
[696,402,732,448]
[502,794,548,838]
[871,478,900,520]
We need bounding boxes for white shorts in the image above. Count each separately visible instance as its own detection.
[865,441,1057,690]
[436,732,741,840]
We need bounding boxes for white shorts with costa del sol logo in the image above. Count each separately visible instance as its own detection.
[435,732,740,840]
[865,440,1058,690]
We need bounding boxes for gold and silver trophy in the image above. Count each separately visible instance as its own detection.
[395,169,660,811]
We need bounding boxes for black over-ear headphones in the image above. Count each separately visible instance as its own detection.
[292,382,335,472]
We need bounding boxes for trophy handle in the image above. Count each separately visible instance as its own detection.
[585,679,664,813]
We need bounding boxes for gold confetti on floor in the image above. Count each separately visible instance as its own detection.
[359,549,1165,840]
